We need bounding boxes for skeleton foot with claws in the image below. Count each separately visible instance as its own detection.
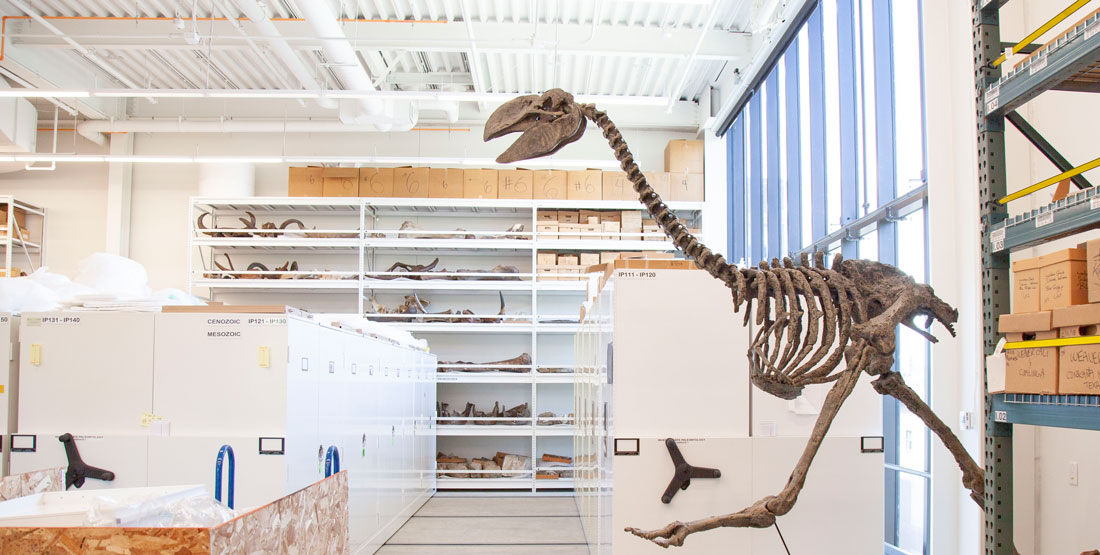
[486,89,982,548]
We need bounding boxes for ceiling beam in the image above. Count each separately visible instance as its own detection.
[7,19,751,61]
[384,71,473,86]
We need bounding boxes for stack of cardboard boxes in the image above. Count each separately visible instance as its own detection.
[285,139,705,202]
[996,242,1100,395]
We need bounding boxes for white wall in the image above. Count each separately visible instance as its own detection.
[0,132,109,277]
[0,124,696,292]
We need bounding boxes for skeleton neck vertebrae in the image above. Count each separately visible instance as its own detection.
[485,89,983,548]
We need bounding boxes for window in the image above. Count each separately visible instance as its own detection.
[725,1,929,553]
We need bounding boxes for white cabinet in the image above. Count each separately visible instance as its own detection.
[576,266,884,554]
[19,312,154,435]
[0,313,16,475]
[10,310,435,554]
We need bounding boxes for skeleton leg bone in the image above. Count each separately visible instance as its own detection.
[627,354,867,548]
[871,371,985,508]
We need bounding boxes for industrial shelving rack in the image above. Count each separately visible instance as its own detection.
[0,195,45,278]
[975,2,1100,553]
[188,196,701,492]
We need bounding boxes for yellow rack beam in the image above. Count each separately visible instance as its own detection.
[1005,335,1100,349]
[992,0,1091,67]
[999,155,1100,204]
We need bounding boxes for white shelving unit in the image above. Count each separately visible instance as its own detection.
[0,196,45,278]
[188,196,702,492]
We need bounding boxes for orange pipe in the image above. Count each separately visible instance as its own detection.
[0,14,445,61]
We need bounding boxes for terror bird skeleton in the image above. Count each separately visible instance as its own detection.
[484,89,984,548]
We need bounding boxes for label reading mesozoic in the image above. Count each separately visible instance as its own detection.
[205,318,242,339]
[1036,212,1055,228]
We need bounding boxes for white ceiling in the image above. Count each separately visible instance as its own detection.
[1,0,780,129]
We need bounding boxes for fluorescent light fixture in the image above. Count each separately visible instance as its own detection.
[94,90,204,98]
[194,156,284,164]
[107,156,190,163]
[206,91,321,99]
[0,90,89,98]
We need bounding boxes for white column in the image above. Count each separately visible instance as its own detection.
[702,128,729,258]
[105,133,133,256]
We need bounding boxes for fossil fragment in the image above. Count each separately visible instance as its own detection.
[439,353,532,372]
[486,88,978,549]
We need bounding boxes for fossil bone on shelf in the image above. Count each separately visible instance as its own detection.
[484,88,980,549]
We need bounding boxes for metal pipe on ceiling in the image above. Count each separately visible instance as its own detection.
[294,0,383,116]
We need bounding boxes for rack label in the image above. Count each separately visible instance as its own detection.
[994,410,1008,423]
[1090,197,1100,210]
[990,227,1006,251]
[1035,212,1055,228]
[986,97,1000,114]
[1029,55,1048,75]
[985,83,1000,114]
[1086,24,1099,41]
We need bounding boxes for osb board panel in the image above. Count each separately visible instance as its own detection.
[0,527,210,555]
[0,468,64,501]
[209,471,348,555]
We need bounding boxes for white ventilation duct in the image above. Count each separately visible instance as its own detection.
[198,163,255,197]
[296,0,418,130]
[417,100,461,124]
[76,119,423,143]
[232,0,337,110]
[0,81,39,173]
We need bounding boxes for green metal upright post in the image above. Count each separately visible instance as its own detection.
[974,1,1014,554]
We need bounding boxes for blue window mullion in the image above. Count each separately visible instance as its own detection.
[766,70,781,260]
[808,6,827,244]
[785,38,803,253]
[750,93,764,264]
[729,114,746,265]
[837,0,860,260]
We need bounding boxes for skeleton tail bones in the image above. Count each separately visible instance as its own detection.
[484,90,983,549]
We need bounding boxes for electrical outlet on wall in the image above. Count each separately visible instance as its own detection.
[1070,461,1079,487]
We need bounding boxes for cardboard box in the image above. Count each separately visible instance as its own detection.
[498,169,534,199]
[428,168,463,198]
[533,170,567,199]
[621,211,643,234]
[537,210,558,222]
[602,172,634,201]
[600,252,621,264]
[645,172,672,199]
[579,223,601,240]
[567,170,603,201]
[360,168,394,197]
[288,167,324,197]
[664,139,704,173]
[1013,248,1088,312]
[600,212,621,223]
[558,211,580,224]
[1052,304,1100,394]
[464,169,498,199]
[558,254,580,266]
[1087,238,1100,303]
[393,167,430,198]
[323,168,359,197]
[536,223,559,239]
[999,311,1058,394]
[557,224,581,240]
[580,210,601,225]
[602,221,620,240]
[537,252,558,266]
[670,172,705,202]
[0,267,23,277]
[580,252,600,266]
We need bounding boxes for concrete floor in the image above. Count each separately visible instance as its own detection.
[379,496,588,554]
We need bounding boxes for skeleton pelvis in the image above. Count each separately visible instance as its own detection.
[750,373,805,400]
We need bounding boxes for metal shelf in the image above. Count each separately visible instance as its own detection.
[436,477,536,489]
[992,394,1100,431]
[436,425,536,436]
[985,8,1100,117]
[195,196,704,215]
[191,278,360,290]
[192,237,360,250]
[989,185,1100,252]
[361,279,533,293]
[536,239,673,251]
[394,322,581,334]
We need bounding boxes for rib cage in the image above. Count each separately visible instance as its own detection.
[583,104,867,400]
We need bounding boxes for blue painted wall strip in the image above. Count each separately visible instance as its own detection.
[766,69,781,260]
[785,37,803,253]
[837,0,860,259]
[730,114,746,265]
[808,6,828,243]
[750,93,764,263]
